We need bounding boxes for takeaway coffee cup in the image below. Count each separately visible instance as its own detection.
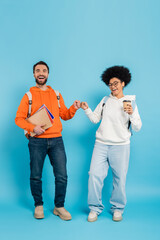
[123,100,131,111]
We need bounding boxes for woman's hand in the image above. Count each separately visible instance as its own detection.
[124,105,133,115]
[81,102,89,110]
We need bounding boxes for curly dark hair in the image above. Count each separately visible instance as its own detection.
[101,66,131,87]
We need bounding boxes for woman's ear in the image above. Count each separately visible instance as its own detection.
[122,81,125,87]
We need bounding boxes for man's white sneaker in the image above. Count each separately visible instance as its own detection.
[87,211,98,222]
[112,210,122,222]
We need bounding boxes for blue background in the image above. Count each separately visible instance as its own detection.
[0,0,160,239]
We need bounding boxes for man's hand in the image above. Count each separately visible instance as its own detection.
[33,125,45,135]
[73,100,81,109]
[80,102,88,110]
[124,105,133,115]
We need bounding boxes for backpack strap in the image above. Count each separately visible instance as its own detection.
[128,100,136,134]
[54,90,60,108]
[26,91,32,118]
[24,91,32,138]
[101,96,109,117]
[131,100,136,111]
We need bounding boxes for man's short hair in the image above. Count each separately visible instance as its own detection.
[33,61,49,73]
[101,66,131,87]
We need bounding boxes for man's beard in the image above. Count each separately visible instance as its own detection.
[35,78,48,86]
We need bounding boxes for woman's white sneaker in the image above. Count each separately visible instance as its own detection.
[112,210,122,222]
[87,211,98,222]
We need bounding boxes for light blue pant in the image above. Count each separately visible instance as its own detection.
[88,141,130,214]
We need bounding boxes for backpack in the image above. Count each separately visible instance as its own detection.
[101,96,133,132]
[24,90,60,138]
[101,96,109,117]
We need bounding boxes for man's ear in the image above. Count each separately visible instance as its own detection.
[122,81,125,87]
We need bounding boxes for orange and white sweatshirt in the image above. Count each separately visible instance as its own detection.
[15,86,77,138]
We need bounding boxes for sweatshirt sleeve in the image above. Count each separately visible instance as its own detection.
[130,103,142,132]
[59,93,77,120]
[15,94,35,132]
[84,98,104,124]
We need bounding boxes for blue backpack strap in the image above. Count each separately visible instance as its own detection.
[128,120,132,134]
[103,96,109,105]
[132,100,136,111]
[101,96,109,117]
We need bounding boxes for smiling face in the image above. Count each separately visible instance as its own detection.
[109,77,125,99]
[34,64,49,86]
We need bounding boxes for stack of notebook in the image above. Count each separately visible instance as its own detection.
[26,104,54,136]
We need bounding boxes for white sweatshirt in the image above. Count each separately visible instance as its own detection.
[85,94,142,145]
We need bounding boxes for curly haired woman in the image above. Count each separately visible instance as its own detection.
[81,66,142,222]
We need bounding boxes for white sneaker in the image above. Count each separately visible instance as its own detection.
[112,210,122,222]
[87,211,98,222]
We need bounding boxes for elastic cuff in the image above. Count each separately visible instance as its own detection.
[84,107,92,114]
[55,204,64,208]
[35,202,43,207]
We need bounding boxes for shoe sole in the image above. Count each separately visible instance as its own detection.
[112,216,122,222]
[34,214,44,219]
[53,209,72,221]
[87,216,98,222]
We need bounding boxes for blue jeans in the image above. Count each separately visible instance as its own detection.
[28,137,67,207]
[88,141,130,214]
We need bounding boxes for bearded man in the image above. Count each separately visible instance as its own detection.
[15,61,80,220]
